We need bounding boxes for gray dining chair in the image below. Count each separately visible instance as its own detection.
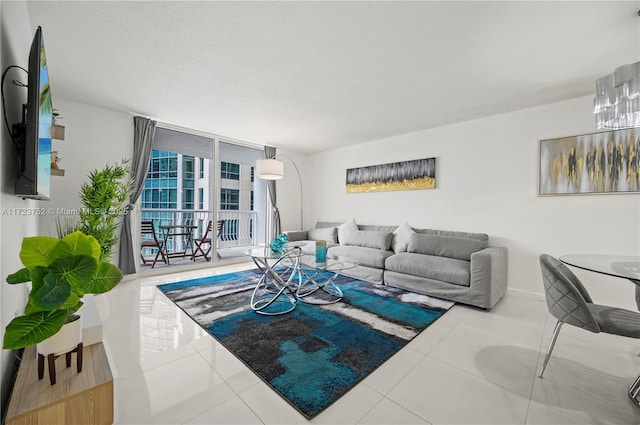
[538,254,640,378]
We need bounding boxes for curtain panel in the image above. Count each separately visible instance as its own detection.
[118,116,157,274]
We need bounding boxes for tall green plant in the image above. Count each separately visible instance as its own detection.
[78,160,133,261]
[3,231,123,350]
[55,216,80,239]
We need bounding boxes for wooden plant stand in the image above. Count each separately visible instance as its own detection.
[38,342,83,385]
[5,343,113,425]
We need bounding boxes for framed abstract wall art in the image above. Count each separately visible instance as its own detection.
[539,128,639,195]
[346,157,436,193]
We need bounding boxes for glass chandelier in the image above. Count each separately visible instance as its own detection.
[594,61,640,129]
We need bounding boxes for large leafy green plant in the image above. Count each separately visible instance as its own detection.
[78,160,132,261]
[3,231,123,350]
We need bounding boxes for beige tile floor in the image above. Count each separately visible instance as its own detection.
[94,263,640,424]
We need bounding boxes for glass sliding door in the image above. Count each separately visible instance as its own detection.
[217,141,267,258]
[139,127,267,270]
[140,127,214,269]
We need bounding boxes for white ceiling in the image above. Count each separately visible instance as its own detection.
[26,1,640,153]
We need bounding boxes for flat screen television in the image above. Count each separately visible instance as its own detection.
[14,26,51,200]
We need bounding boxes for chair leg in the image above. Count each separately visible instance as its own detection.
[190,241,206,261]
[539,320,563,378]
[190,243,198,261]
[151,245,168,268]
[159,243,168,264]
[151,249,161,268]
[191,241,213,261]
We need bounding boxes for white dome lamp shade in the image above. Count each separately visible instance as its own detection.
[256,158,284,180]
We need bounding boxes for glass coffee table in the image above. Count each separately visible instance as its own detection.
[245,246,303,315]
[295,256,359,304]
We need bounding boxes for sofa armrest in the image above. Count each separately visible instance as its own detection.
[470,246,508,309]
[284,230,309,242]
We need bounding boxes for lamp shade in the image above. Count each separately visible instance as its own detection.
[256,158,284,180]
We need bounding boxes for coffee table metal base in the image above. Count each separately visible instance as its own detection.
[296,268,344,305]
[250,251,301,315]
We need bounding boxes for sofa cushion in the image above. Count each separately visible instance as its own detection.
[386,253,471,287]
[307,227,338,244]
[408,233,488,261]
[329,245,394,269]
[342,230,393,251]
[337,218,358,244]
[392,222,415,253]
[358,224,397,233]
[413,228,489,242]
[293,241,338,256]
[316,221,342,229]
[285,230,308,242]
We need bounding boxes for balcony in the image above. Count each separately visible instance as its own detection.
[140,208,260,270]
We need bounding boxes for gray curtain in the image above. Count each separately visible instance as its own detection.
[118,116,157,274]
[264,146,280,239]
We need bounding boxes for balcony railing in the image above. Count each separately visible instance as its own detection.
[140,209,258,252]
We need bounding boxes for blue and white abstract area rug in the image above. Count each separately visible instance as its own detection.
[157,269,453,418]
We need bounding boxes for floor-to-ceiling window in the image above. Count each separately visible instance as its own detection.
[218,141,265,250]
[139,128,267,270]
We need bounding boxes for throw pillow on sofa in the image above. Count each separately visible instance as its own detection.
[408,233,488,261]
[342,230,393,251]
[337,218,358,244]
[307,227,338,244]
[392,222,415,253]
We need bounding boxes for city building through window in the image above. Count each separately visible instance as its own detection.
[139,128,267,267]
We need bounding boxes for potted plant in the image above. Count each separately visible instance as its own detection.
[2,231,123,352]
[54,160,132,259]
[78,159,133,261]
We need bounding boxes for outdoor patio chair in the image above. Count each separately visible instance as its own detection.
[191,219,226,261]
[140,221,166,268]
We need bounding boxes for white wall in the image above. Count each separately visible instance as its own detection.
[38,98,132,244]
[0,0,39,413]
[275,149,306,232]
[0,24,133,406]
[306,96,640,309]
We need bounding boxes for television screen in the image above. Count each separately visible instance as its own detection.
[15,26,51,200]
[36,32,52,199]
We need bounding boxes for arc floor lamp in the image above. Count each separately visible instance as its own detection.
[255,154,303,231]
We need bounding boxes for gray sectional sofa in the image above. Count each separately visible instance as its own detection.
[286,220,508,309]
